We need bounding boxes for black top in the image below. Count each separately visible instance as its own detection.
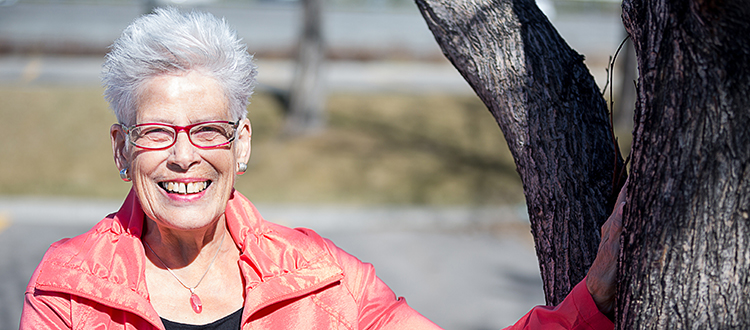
[161,308,243,330]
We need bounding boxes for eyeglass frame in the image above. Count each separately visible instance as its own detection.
[122,120,240,151]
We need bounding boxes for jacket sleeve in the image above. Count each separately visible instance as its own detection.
[20,289,73,330]
[503,278,614,330]
[323,239,444,330]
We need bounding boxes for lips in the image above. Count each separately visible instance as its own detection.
[158,180,211,194]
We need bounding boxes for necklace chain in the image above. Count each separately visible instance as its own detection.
[143,229,226,292]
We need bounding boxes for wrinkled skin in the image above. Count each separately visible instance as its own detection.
[586,180,627,319]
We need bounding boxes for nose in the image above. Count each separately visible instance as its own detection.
[168,130,200,171]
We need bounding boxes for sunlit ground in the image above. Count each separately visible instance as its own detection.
[0,87,528,205]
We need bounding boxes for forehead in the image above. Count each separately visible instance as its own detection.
[136,71,230,124]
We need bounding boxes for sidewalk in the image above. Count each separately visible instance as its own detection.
[0,1,623,91]
[0,55,475,94]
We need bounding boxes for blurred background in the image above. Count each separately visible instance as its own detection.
[0,0,631,329]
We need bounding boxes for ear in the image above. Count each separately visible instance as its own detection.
[111,124,130,172]
[233,118,252,165]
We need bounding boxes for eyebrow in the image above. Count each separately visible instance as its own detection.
[135,118,233,125]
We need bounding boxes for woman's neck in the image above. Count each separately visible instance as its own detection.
[142,216,228,268]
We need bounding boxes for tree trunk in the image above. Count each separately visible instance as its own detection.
[284,0,326,136]
[617,0,750,328]
[415,0,625,305]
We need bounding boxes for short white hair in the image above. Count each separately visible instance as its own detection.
[102,7,257,125]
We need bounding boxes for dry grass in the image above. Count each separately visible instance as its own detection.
[0,86,524,205]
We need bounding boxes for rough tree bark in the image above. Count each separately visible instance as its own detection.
[415,0,626,305]
[284,0,326,136]
[617,0,750,328]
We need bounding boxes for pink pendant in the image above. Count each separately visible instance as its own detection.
[190,293,203,314]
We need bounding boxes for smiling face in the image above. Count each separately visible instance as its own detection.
[111,70,251,232]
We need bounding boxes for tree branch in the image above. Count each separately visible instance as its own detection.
[415,0,625,305]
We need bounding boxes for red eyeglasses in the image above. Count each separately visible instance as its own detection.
[123,121,239,150]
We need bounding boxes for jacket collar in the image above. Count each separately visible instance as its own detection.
[33,189,343,327]
[223,190,345,321]
[33,189,160,327]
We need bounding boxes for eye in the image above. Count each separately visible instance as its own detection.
[141,127,170,134]
[136,126,173,142]
[196,125,224,134]
[192,123,232,141]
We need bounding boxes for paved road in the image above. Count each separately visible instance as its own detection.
[0,2,444,59]
[0,1,624,91]
[0,197,543,330]
[0,2,622,60]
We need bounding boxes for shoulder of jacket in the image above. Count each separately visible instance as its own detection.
[40,214,127,261]
[29,214,144,289]
[258,221,336,259]
[266,224,370,281]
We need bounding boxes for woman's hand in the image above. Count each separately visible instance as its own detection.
[586,180,628,319]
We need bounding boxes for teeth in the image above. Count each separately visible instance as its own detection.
[187,182,202,194]
[161,181,209,194]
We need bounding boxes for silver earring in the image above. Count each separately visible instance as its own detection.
[120,168,131,182]
[237,162,248,175]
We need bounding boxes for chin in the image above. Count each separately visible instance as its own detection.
[157,208,224,231]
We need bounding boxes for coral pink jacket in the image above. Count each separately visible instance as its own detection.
[21,189,612,330]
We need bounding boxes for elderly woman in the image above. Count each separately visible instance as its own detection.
[21,7,622,330]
